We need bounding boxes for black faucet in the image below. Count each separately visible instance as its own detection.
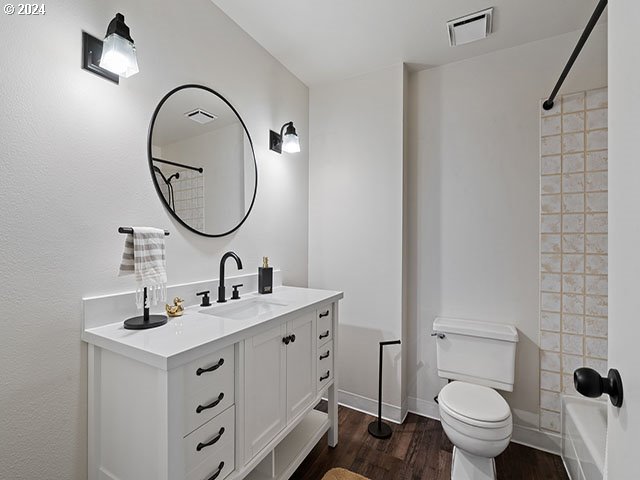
[218,251,243,303]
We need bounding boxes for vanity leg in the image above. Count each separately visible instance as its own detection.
[328,382,338,448]
[327,302,339,448]
[87,345,100,480]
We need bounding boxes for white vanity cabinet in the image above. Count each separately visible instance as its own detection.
[243,312,316,460]
[87,343,238,480]
[285,313,316,422]
[243,323,288,459]
[83,286,342,480]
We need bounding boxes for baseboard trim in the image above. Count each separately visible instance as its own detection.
[403,396,563,456]
[511,424,562,455]
[337,389,404,424]
[337,392,563,456]
[406,396,440,421]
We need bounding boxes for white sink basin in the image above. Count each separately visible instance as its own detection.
[200,298,289,320]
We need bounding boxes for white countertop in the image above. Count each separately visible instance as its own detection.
[82,286,343,370]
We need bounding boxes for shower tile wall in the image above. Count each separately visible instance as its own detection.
[172,169,205,231]
[539,88,608,433]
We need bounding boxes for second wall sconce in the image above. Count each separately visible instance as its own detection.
[269,121,301,154]
[82,13,139,84]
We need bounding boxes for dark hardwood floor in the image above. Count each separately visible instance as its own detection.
[291,403,568,480]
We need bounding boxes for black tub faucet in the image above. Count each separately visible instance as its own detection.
[218,251,243,303]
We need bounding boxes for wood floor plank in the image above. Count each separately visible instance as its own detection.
[290,403,568,480]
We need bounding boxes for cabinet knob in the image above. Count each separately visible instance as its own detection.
[290,334,296,343]
[283,336,291,345]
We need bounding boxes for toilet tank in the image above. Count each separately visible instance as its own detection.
[433,317,519,392]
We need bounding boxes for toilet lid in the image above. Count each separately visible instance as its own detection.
[439,381,511,424]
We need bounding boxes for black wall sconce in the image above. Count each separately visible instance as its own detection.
[269,121,301,154]
[82,13,139,84]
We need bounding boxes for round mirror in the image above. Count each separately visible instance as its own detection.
[148,84,257,237]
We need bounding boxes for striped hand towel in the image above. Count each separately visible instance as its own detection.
[119,227,167,309]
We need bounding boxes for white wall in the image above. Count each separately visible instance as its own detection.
[406,25,607,439]
[0,0,308,477]
[606,1,640,477]
[309,64,406,419]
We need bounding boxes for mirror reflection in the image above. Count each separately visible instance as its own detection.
[149,85,257,237]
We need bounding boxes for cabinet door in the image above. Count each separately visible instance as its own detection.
[244,323,287,460]
[286,312,316,422]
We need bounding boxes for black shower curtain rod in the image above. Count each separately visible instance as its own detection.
[542,0,608,111]
[152,157,203,173]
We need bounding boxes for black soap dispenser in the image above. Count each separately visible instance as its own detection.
[258,256,273,294]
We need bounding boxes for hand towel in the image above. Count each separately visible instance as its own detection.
[119,227,167,309]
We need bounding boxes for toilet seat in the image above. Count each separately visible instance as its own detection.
[439,381,511,428]
[438,381,512,447]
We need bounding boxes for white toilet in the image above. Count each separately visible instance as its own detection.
[433,317,519,480]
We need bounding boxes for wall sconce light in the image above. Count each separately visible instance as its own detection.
[82,13,139,84]
[269,121,301,154]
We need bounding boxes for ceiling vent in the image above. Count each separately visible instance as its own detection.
[447,7,494,47]
[185,108,218,125]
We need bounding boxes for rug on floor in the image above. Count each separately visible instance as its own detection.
[321,467,369,480]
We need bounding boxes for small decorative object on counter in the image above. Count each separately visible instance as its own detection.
[165,297,184,317]
[258,256,273,294]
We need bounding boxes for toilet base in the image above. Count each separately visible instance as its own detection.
[451,446,496,480]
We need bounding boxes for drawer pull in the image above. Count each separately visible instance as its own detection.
[206,461,225,480]
[196,392,224,414]
[319,350,330,360]
[319,330,330,340]
[319,310,330,318]
[320,370,330,382]
[196,427,225,452]
[196,358,225,376]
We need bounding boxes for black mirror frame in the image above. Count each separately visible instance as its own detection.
[147,84,258,237]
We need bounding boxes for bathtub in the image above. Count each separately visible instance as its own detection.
[562,396,607,480]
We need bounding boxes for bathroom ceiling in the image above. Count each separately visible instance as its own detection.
[210,0,606,86]
[152,88,240,146]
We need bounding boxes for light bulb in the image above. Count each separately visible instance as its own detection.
[282,132,300,153]
[100,33,139,78]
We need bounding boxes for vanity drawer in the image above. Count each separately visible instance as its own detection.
[185,345,234,397]
[317,342,333,374]
[316,306,333,347]
[183,345,235,435]
[184,405,235,480]
[317,363,334,391]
